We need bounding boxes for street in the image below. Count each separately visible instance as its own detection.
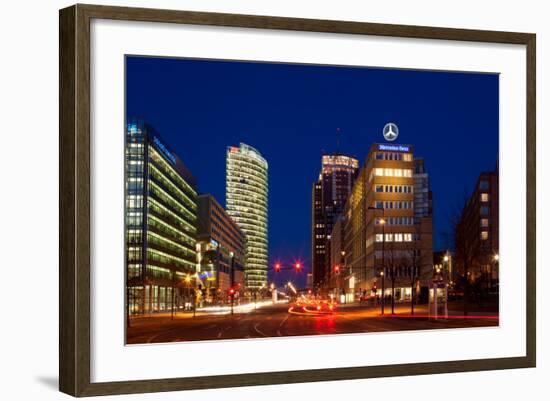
[127,301,498,344]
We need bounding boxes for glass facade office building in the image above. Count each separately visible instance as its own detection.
[126,120,198,315]
[226,143,268,292]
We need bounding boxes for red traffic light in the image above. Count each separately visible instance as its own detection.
[334,265,340,274]
[295,262,302,271]
[275,263,281,272]
[228,287,235,295]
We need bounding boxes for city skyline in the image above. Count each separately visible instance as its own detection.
[126,56,499,288]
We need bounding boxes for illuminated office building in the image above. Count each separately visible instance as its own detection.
[126,120,198,315]
[311,154,359,290]
[196,194,245,302]
[226,143,268,292]
[343,143,433,301]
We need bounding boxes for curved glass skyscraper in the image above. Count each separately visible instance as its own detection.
[226,143,268,292]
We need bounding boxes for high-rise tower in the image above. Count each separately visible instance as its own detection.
[226,143,269,291]
[311,154,359,290]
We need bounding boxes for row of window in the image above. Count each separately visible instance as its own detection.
[375,233,414,243]
[147,248,195,269]
[148,215,195,247]
[374,201,413,210]
[375,184,413,194]
[149,198,196,235]
[375,152,413,161]
[374,250,421,259]
[150,147,197,196]
[149,163,197,210]
[375,217,415,226]
[149,180,196,223]
[373,168,413,178]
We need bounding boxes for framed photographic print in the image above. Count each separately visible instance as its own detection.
[59,4,536,397]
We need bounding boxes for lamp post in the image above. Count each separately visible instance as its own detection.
[341,250,345,302]
[380,271,385,315]
[368,206,385,315]
[491,253,499,292]
[184,274,191,310]
[442,251,453,290]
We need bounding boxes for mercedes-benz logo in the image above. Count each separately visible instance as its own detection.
[383,122,399,142]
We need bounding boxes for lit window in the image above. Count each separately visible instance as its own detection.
[384,168,393,177]
[404,169,413,177]
[481,193,489,202]
[403,153,412,161]
[375,234,384,242]
[394,233,403,242]
[481,218,489,227]
[480,231,489,240]
[404,233,413,242]
[394,169,403,177]
[374,168,384,176]
[385,233,393,242]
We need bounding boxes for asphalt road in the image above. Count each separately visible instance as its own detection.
[126,302,498,344]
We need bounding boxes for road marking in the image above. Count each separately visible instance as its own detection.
[253,323,269,337]
[339,313,391,331]
[217,325,232,339]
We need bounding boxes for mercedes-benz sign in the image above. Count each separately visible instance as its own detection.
[383,122,399,142]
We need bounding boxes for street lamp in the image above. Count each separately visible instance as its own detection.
[368,206,385,315]
[442,252,452,283]
[379,270,385,315]
[491,253,499,291]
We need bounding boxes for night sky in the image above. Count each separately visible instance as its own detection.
[126,56,499,288]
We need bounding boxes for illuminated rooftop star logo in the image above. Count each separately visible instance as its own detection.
[383,122,399,142]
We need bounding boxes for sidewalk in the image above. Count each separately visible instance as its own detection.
[129,300,278,321]
[331,301,498,317]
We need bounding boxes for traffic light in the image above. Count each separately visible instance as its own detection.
[228,287,235,296]
[275,263,281,273]
[294,262,302,272]
[334,264,340,274]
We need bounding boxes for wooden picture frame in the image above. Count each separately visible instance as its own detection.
[59,3,536,397]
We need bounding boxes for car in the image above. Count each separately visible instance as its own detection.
[309,300,336,314]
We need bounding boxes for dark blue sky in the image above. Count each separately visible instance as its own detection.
[126,56,498,287]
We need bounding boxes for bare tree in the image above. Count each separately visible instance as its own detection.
[452,192,477,316]
[408,227,422,315]
[383,236,398,315]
